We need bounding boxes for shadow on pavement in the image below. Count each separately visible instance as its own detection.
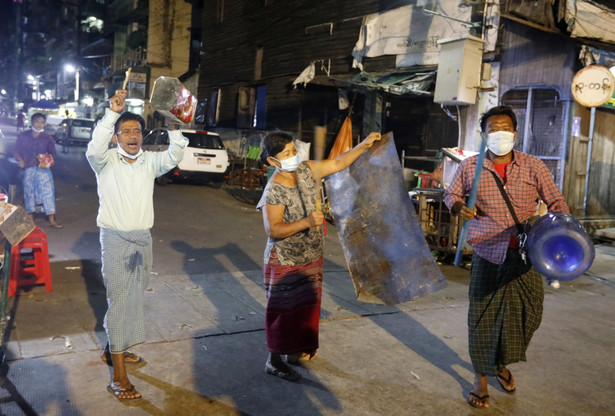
[171,240,340,416]
[128,367,256,416]
[1,294,83,415]
[78,259,107,336]
[0,362,38,416]
[320,258,475,395]
[0,295,37,416]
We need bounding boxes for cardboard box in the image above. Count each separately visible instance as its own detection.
[0,203,36,246]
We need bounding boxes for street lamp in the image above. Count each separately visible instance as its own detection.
[64,64,80,102]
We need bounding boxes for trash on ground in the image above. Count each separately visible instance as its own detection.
[50,335,74,349]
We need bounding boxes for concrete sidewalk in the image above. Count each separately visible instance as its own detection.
[1,235,614,415]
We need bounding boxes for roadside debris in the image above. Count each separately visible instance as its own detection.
[50,335,74,349]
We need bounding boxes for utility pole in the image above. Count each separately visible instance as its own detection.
[12,0,23,112]
[76,0,82,57]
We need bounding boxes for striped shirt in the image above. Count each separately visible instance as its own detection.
[444,150,569,264]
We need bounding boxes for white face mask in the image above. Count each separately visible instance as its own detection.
[32,127,45,133]
[274,153,301,172]
[117,145,143,160]
[487,131,515,156]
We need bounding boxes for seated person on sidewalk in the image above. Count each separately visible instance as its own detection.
[257,131,381,381]
[443,105,569,409]
[86,89,188,401]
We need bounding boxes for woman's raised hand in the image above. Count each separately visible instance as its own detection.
[362,132,382,148]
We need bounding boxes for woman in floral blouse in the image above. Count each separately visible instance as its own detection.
[257,130,380,381]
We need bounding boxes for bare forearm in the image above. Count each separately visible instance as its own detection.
[313,132,381,178]
[333,141,370,170]
[267,217,313,239]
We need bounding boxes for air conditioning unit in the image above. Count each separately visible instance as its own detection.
[434,36,485,105]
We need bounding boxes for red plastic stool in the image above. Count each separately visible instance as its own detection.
[8,229,52,297]
[29,226,46,238]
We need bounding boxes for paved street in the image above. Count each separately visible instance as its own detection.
[0,120,614,415]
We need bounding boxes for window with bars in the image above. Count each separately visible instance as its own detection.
[237,86,266,129]
[501,87,569,190]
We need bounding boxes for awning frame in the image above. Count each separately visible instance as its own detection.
[309,68,437,96]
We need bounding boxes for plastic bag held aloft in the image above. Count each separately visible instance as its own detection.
[149,76,197,125]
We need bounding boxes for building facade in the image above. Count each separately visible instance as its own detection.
[196,0,615,220]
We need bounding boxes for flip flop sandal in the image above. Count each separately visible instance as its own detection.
[101,344,144,366]
[123,351,144,364]
[468,392,490,408]
[107,383,142,401]
[497,369,516,393]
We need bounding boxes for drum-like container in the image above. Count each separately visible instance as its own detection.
[149,76,197,125]
[527,212,595,281]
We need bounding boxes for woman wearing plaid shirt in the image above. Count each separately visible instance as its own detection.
[444,106,569,409]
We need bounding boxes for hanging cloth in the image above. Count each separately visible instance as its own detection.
[328,116,353,159]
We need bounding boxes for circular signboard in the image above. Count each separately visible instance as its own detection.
[571,65,615,107]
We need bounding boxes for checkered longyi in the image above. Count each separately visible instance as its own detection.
[468,249,544,376]
[100,228,152,353]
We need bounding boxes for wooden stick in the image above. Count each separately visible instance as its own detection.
[313,125,327,196]
[314,126,327,232]
[122,67,132,90]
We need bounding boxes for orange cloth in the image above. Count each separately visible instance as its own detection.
[328,117,353,159]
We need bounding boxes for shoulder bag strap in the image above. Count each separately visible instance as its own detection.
[488,170,527,238]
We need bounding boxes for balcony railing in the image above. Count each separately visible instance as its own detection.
[112,48,147,71]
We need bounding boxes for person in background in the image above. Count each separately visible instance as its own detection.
[86,89,187,401]
[13,112,63,228]
[257,130,381,381]
[443,106,569,409]
[16,111,26,132]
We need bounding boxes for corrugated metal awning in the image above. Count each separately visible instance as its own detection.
[310,69,436,96]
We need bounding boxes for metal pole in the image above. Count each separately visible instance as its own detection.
[558,100,571,191]
[0,241,12,362]
[582,106,596,216]
[522,87,533,154]
[454,136,487,266]
[75,70,80,103]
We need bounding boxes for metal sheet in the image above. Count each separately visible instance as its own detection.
[325,132,446,305]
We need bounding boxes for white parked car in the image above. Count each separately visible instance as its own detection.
[142,128,230,187]
[44,114,66,138]
[55,118,95,145]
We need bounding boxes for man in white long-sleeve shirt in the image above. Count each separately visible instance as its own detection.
[86,89,187,401]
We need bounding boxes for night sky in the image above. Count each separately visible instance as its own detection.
[0,1,21,97]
